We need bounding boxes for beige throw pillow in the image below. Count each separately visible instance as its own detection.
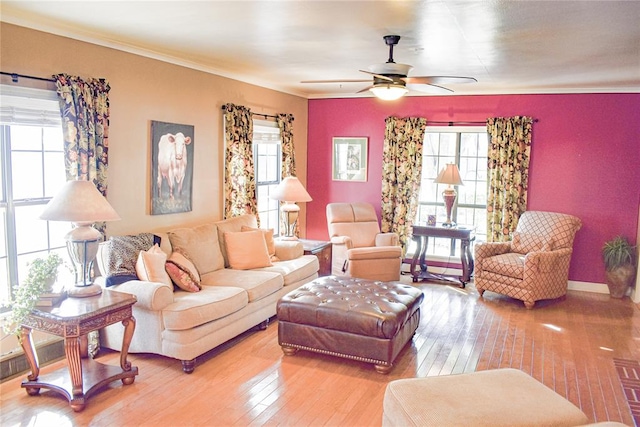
[168,223,224,274]
[241,226,276,257]
[224,230,272,270]
[135,244,172,286]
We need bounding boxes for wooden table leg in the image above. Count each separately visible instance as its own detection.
[19,326,41,395]
[120,316,136,385]
[410,235,423,282]
[64,336,85,411]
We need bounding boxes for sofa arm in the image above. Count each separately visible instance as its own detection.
[376,232,399,247]
[104,280,174,311]
[274,240,304,260]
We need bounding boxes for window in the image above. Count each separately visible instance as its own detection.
[412,127,488,258]
[253,119,282,234]
[0,86,69,309]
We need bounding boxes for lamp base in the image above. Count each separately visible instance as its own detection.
[67,283,102,298]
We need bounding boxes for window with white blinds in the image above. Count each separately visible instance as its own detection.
[253,119,282,234]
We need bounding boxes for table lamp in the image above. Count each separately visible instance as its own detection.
[434,163,464,227]
[270,176,312,240]
[40,180,121,297]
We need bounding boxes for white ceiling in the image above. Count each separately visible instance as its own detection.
[2,1,639,99]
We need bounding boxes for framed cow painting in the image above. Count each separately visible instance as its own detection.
[150,120,195,215]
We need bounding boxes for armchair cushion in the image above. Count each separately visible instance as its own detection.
[482,253,525,279]
[511,232,552,254]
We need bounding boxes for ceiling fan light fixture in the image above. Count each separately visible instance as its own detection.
[369,83,408,101]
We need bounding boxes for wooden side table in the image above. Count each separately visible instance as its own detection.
[299,239,332,277]
[19,289,138,412]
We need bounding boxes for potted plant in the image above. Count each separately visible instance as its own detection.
[2,253,64,339]
[602,236,637,298]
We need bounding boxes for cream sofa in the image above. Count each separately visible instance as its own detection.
[97,214,319,373]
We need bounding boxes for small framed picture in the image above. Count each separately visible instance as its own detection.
[427,215,436,226]
[332,137,368,182]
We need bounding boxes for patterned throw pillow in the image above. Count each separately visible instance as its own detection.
[105,233,159,287]
[166,251,201,292]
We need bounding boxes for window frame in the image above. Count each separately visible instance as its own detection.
[412,126,488,259]
[252,119,282,235]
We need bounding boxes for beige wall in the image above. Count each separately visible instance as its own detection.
[0,22,309,237]
[0,23,309,358]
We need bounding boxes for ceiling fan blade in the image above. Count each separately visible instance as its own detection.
[356,85,374,94]
[301,79,371,84]
[404,76,477,85]
[358,70,394,82]
[406,83,454,94]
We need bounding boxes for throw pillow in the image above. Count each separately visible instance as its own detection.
[105,233,158,287]
[511,232,552,254]
[168,223,224,275]
[240,226,278,261]
[166,251,201,292]
[224,230,272,270]
[135,244,172,287]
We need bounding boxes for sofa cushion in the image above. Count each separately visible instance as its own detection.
[224,230,273,270]
[254,255,319,286]
[162,286,248,330]
[168,223,224,274]
[135,244,172,287]
[200,268,283,303]
[215,214,258,267]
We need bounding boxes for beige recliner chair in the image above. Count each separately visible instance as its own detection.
[475,210,582,309]
[326,202,402,282]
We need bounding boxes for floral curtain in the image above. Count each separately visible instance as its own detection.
[277,113,296,177]
[486,116,533,242]
[54,74,111,234]
[223,103,258,220]
[380,116,427,253]
[276,113,299,235]
[53,73,111,358]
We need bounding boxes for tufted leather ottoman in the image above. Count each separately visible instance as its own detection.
[277,276,424,373]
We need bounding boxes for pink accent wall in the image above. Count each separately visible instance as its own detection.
[306,94,640,284]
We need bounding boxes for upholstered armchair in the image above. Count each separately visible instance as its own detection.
[474,211,582,309]
[326,202,402,282]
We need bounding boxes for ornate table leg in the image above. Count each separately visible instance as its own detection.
[64,336,86,411]
[460,237,475,286]
[120,316,136,385]
[19,326,41,395]
[410,235,423,282]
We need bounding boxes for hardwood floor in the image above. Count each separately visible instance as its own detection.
[1,280,638,426]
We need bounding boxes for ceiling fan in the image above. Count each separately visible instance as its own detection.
[302,35,477,100]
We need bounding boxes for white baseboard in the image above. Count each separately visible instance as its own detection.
[567,280,610,294]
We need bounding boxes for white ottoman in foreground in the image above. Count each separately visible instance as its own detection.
[383,368,596,427]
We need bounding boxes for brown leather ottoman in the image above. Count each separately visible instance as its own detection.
[277,276,424,373]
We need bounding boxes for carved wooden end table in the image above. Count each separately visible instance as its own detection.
[19,289,138,412]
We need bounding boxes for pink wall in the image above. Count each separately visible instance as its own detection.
[305,94,640,284]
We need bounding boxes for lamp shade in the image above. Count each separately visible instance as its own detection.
[270,176,312,203]
[369,83,408,101]
[40,180,121,224]
[434,164,464,186]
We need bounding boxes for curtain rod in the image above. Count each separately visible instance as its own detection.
[0,71,55,83]
[220,105,281,120]
[427,119,539,126]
